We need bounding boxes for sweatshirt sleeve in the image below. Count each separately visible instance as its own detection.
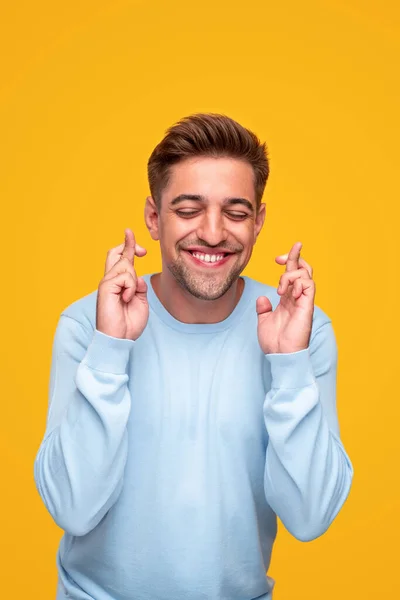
[34,314,135,537]
[263,320,353,542]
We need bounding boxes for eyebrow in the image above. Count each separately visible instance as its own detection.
[170,194,254,213]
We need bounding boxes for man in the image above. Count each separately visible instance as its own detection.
[34,113,353,600]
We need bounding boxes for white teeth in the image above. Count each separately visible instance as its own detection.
[192,252,225,263]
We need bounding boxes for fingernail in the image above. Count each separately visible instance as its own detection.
[279,253,288,259]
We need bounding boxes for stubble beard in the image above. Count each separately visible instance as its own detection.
[168,253,244,301]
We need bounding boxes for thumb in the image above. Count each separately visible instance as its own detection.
[256,295,273,316]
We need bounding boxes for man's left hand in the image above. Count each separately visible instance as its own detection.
[256,242,315,354]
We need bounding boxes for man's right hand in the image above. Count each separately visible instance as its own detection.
[96,228,149,340]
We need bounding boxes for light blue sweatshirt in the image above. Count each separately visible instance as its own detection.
[34,274,353,600]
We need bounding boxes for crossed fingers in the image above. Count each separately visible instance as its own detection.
[276,242,315,298]
[104,229,147,275]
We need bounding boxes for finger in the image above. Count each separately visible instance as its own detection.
[298,257,313,278]
[121,229,147,262]
[103,257,137,284]
[275,253,289,264]
[292,278,303,299]
[122,274,148,304]
[135,276,148,300]
[100,271,136,303]
[278,268,311,295]
[114,241,147,255]
[105,244,146,275]
[275,255,313,278]
[291,277,314,299]
[121,228,137,263]
[121,228,136,263]
[105,239,147,275]
[285,241,302,272]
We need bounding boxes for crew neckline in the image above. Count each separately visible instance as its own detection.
[143,273,254,334]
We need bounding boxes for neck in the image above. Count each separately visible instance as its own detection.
[150,270,244,324]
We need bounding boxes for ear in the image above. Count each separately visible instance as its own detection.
[254,202,266,239]
[144,195,160,241]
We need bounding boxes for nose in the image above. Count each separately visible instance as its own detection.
[196,210,228,247]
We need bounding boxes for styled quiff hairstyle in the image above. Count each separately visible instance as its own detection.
[147,113,269,211]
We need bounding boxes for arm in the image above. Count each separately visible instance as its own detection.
[34,314,134,537]
[263,320,353,542]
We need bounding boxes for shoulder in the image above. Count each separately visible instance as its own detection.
[245,275,332,330]
[59,288,98,333]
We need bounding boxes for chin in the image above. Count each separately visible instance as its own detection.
[185,282,231,301]
[168,260,243,301]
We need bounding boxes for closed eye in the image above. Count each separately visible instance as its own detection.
[226,212,249,220]
[176,210,249,220]
[176,210,200,218]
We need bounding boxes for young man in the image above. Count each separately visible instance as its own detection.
[34,113,353,600]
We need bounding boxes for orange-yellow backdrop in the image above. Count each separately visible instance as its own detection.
[1,1,399,598]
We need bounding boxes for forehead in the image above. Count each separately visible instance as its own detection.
[163,156,256,203]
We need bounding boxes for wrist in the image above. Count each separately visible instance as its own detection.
[265,347,315,388]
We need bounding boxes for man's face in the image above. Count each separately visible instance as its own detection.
[149,156,265,301]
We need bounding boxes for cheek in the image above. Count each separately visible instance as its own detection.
[175,217,200,240]
[161,219,191,250]
[235,224,256,249]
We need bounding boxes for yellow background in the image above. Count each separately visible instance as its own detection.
[1,1,399,598]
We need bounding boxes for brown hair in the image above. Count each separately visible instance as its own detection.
[147,113,269,210]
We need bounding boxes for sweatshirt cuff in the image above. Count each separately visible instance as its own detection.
[81,329,135,374]
[265,347,316,389]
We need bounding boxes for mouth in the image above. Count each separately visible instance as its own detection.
[183,250,235,267]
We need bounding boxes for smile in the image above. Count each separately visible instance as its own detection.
[184,250,233,267]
